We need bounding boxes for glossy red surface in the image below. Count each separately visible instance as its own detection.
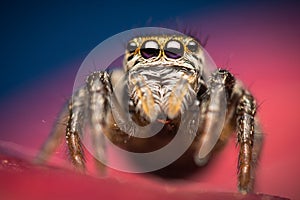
[0,154,287,200]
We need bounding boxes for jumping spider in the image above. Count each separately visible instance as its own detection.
[37,34,263,194]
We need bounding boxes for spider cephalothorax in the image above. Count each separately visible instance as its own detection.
[37,33,263,194]
[125,36,206,124]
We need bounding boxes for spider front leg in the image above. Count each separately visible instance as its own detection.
[66,87,88,171]
[66,71,113,172]
[235,87,263,193]
[86,71,113,173]
[222,69,263,193]
[196,69,263,193]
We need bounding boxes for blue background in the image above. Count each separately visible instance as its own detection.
[0,0,266,99]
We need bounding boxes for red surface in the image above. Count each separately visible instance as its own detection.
[0,154,287,200]
[0,4,299,200]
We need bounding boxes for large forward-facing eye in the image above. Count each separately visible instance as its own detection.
[140,40,160,59]
[164,40,184,59]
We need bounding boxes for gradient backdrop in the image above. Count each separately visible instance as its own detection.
[0,1,299,199]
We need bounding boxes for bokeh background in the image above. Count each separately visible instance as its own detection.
[0,0,299,199]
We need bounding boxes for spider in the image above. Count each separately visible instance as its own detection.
[36,33,263,194]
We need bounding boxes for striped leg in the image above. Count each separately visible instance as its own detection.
[236,90,263,193]
[66,87,88,171]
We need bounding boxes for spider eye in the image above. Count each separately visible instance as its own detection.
[127,41,138,53]
[140,40,160,59]
[187,40,198,52]
[164,40,184,59]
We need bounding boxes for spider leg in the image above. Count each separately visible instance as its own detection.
[35,87,88,170]
[214,69,263,193]
[35,105,68,164]
[235,86,263,193]
[86,71,113,173]
[65,87,88,171]
[195,69,263,193]
[36,71,117,173]
[195,69,235,165]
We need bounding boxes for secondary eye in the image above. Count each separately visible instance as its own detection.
[164,40,184,59]
[127,41,138,53]
[140,40,160,59]
[187,40,198,52]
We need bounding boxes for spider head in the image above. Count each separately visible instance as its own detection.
[124,35,205,124]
